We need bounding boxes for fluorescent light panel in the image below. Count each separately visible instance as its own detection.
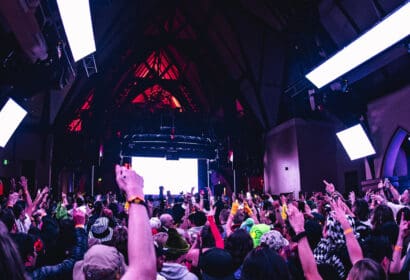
[57,0,96,62]
[336,124,376,161]
[306,2,410,88]
[0,99,27,148]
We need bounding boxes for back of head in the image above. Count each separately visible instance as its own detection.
[347,258,386,280]
[0,222,26,280]
[199,248,235,280]
[362,235,392,264]
[200,225,216,248]
[73,244,126,280]
[225,229,254,270]
[189,211,207,227]
[11,232,35,263]
[354,199,370,221]
[371,205,394,231]
[0,207,16,232]
[241,246,291,280]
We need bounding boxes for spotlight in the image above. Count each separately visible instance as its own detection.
[0,98,27,148]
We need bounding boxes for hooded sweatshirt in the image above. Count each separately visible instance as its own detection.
[160,263,198,280]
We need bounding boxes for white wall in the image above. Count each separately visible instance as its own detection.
[367,84,410,178]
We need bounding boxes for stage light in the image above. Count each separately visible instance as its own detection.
[0,98,27,148]
[56,0,96,62]
[336,124,376,160]
[306,2,410,88]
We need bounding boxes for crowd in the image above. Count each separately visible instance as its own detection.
[0,167,410,280]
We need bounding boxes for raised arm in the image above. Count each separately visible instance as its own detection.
[390,212,408,274]
[287,204,322,280]
[207,204,224,249]
[34,209,87,278]
[226,200,239,237]
[330,199,363,265]
[20,176,34,216]
[115,165,156,280]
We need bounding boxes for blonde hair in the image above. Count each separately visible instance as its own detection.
[347,258,386,280]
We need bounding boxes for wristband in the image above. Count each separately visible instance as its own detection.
[75,224,85,229]
[394,245,403,251]
[343,228,353,235]
[292,231,307,242]
[125,196,147,211]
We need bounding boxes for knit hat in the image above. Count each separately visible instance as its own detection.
[164,228,190,255]
[89,217,113,243]
[249,224,271,247]
[260,230,289,252]
[240,218,255,233]
[73,245,126,280]
[199,248,235,280]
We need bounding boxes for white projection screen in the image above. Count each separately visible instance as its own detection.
[336,124,376,160]
[131,157,198,195]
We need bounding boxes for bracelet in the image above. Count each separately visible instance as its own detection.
[292,231,307,242]
[394,245,403,251]
[343,228,353,235]
[75,224,85,229]
[126,196,148,210]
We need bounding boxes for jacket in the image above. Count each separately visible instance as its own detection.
[27,227,87,280]
[160,263,198,280]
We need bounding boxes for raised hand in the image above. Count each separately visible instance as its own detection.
[243,201,253,216]
[323,179,335,194]
[329,199,351,229]
[7,192,19,207]
[115,164,144,200]
[19,176,28,191]
[287,204,305,234]
[349,191,355,205]
[398,212,409,238]
[230,200,239,216]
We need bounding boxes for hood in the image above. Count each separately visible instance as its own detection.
[160,263,190,280]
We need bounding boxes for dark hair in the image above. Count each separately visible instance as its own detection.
[188,211,207,227]
[219,209,230,224]
[347,258,386,280]
[108,202,119,218]
[11,233,35,262]
[233,212,245,225]
[225,229,254,270]
[396,207,410,224]
[354,199,370,221]
[0,207,16,232]
[371,205,394,232]
[76,196,84,207]
[241,246,291,280]
[200,225,215,248]
[0,222,26,280]
[12,203,25,219]
[112,226,128,264]
[362,235,392,263]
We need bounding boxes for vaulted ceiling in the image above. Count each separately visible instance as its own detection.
[0,0,409,163]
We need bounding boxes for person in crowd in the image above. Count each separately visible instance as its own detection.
[3,168,410,280]
[241,246,291,280]
[347,258,386,280]
[224,229,254,280]
[199,247,236,280]
[160,228,197,280]
[12,208,87,279]
[160,213,176,232]
[0,221,27,280]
